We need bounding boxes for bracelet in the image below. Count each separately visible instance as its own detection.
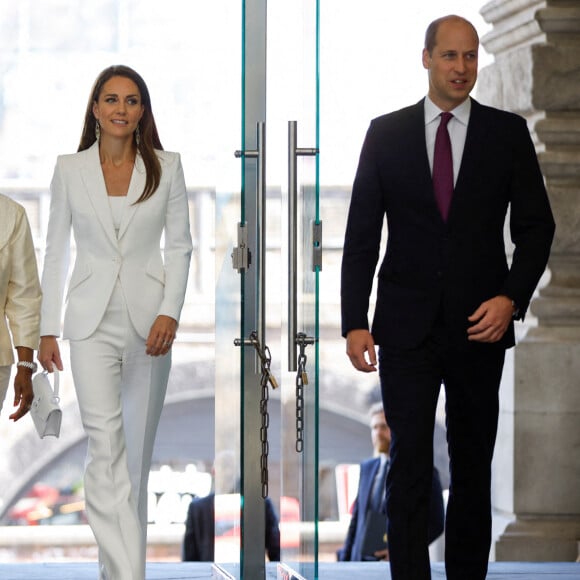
[16,361,38,373]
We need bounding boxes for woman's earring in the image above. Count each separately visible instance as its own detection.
[135,124,141,146]
[95,121,100,140]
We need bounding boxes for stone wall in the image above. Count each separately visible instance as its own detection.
[478,0,580,562]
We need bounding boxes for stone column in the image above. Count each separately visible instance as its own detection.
[477,0,580,562]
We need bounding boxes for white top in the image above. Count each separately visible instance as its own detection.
[107,195,127,235]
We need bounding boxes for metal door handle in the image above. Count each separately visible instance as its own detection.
[288,120,318,371]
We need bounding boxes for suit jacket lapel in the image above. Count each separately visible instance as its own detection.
[79,143,118,247]
[450,99,488,221]
[117,154,146,240]
[361,458,381,511]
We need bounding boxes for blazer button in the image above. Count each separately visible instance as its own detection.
[436,271,443,279]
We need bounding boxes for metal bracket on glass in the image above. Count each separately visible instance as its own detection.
[288,120,318,372]
[231,222,251,272]
[234,332,278,390]
[234,148,259,160]
[312,220,322,271]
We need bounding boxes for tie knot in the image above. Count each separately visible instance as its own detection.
[440,112,453,127]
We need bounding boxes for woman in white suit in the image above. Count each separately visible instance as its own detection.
[38,65,192,580]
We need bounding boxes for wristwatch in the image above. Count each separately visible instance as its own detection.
[16,361,38,373]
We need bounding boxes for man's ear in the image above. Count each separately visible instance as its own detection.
[422,48,431,70]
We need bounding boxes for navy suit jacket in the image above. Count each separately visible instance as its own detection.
[337,457,445,561]
[341,98,555,349]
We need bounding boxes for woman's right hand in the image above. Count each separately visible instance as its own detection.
[38,336,64,372]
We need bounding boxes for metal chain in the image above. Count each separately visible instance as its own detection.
[248,331,276,498]
[259,346,271,499]
[295,332,315,453]
[295,345,307,453]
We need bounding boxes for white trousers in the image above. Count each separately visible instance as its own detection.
[69,281,170,580]
[0,366,11,414]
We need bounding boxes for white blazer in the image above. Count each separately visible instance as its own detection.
[41,142,193,341]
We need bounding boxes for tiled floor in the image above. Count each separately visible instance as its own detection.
[0,561,578,579]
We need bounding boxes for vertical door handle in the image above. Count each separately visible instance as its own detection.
[235,121,267,345]
[288,120,318,371]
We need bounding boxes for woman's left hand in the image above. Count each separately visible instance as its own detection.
[146,315,178,356]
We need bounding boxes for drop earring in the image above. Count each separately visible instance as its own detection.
[135,124,141,146]
[95,121,100,140]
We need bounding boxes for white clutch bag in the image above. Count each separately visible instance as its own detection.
[31,368,62,438]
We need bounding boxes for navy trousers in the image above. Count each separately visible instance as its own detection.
[379,325,505,580]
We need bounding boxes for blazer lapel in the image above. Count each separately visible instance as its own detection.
[450,99,488,220]
[415,102,437,200]
[361,459,381,511]
[117,154,146,240]
[79,143,118,247]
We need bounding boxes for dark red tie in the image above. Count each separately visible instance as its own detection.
[433,112,454,221]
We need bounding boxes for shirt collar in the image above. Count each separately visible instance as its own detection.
[377,453,389,465]
[424,95,471,126]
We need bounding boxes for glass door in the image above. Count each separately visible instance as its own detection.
[273,3,320,579]
[214,1,320,579]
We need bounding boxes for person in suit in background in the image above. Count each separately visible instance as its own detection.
[182,493,281,562]
[182,450,280,562]
[341,15,554,580]
[38,65,192,580]
[337,402,444,562]
[0,193,41,421]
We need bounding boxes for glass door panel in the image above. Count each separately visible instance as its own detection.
[269,1,320,578]
[214,0,244,574]
[214,2,319,579]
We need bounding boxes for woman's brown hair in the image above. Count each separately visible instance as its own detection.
[78,65,163,203]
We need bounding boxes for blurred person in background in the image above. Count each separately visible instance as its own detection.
[183,450,280,562]
[337,402,444,562]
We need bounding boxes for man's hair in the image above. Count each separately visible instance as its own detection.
[369,401,385,418]
[424,15,479,56]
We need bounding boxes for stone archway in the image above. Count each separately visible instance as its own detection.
[477,0,580,562]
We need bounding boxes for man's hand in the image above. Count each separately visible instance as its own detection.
[346,329,377,372]
[467,295,514,343]
[374,547,389,561]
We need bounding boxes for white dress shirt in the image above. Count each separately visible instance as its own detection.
[424,96,471,186]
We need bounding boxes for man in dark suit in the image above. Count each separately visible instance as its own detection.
[182,492,280,562]
[337,402,444,562]
[341,15,554,580]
